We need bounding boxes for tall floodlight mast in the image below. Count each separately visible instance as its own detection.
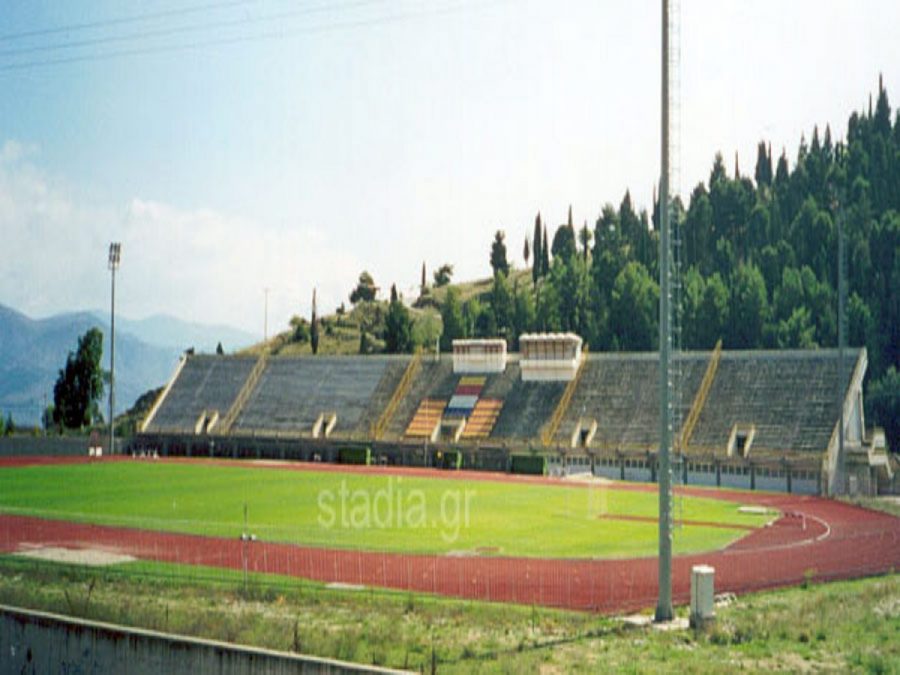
[655,0,674,623]
[108,242,122,455]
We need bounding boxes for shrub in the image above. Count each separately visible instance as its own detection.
[434,450,462,470]
[510,454,547,475]
[338,447,371,465]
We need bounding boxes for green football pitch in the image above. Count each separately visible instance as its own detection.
[0,461,772,558]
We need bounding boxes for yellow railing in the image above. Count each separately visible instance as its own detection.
[372,350,422,440]
[541,348,588,447]
[679,339,722,451]
[219,354,267,433]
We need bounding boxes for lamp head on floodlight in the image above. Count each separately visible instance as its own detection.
[108,242,121,270]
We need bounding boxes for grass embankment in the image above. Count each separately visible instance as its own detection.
[0,462,769,558]
[0,556,895,673]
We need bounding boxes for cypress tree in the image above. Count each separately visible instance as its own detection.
[310,288,319,355]
[542,227,550,275]
[532,212,543,284]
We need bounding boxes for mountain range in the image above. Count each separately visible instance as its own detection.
[0,304,256,427]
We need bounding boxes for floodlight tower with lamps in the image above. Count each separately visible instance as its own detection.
[108,242,121,455]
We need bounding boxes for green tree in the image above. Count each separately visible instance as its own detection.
[847,292,874,349]
[696,272,729,348]
[215,342,224,355]
[728,264,768,348]
[490,230,510,276]
[551,223,576,261]
[535,277,561,332]
[349,271,377,304]
[490,271,514,337]
[610,261,658,350]
[532,212,543,284]
[681,266,705,349]
[684,185,713,274]
[541,228,550,276]
[754,140,773,188]
[411,312,442,351]
[511,279,536,347]
[552,254,591,335]
[384,284,413,353]
[439,287,465,351]
[52,327,105,429]
[578,220,592,262]
[310,288,320,355]
[433,263,453,287]
[776,306,817,348]
[868,366,900,453]
[290,315,310,343]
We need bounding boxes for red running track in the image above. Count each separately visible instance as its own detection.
[0,457,898,613]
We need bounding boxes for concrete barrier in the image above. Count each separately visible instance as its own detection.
[1,605,409,674]
[0,436,89,457]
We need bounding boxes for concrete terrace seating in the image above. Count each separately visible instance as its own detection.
[405,399,447,438]
[385,359,457,439]
[460,399,503,439]
[234,357,390,436]
[146,355,257,433]
[690,349,854,453]
[491,375,566,441]
[556,353,707,449]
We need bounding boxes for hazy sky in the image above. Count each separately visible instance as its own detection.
[1,0,898,337]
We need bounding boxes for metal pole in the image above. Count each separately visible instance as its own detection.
[655,0,674,623]
[837,201,846,495]
[108,243,120,455]
[263,287,270,343]
[110,266,115,454]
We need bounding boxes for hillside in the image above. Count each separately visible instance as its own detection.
[0,305,252,427]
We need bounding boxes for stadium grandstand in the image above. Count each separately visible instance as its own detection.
[137,335,893,497]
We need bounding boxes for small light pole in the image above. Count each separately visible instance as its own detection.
[108,242,121,455]
[263,287,270,344]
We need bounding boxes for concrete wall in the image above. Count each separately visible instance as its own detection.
[0,436,89,457]
[1,605,407,675]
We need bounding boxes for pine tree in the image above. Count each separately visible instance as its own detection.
[775,149,789,185]
[755,140,772,187]
[490,230,510,276]
[420,262,427,294]
[523,236,530,268]
[384,284,412,353]
[52,328,104,429]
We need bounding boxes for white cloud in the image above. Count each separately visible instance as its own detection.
[0,145,361,336]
